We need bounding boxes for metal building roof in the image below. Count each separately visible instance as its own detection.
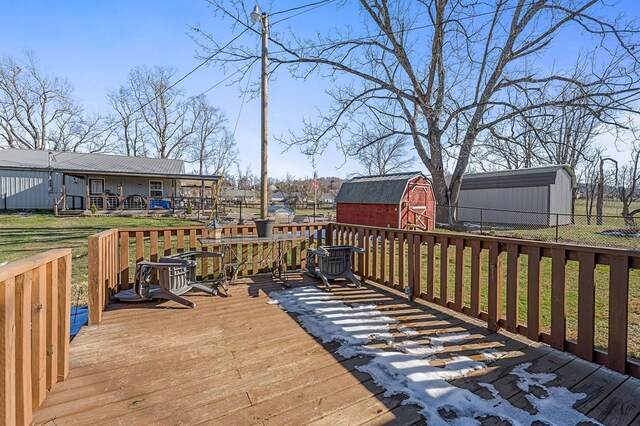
[0,148,207,179]
[460,165,577,190]
[335,171,428,205]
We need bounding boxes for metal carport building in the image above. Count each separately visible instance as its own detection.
[455,165,577,226]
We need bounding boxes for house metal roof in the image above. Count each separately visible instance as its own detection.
[0,148,219,181]
[460,165,577,190]
[335,171,428,205]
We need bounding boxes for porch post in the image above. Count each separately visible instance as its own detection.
[198,179,204,221]
[61,173,66,211]
[119,179,124,210]
[172,179,176,214]
[85,178,90,211]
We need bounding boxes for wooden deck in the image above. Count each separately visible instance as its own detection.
[33,273,640,425]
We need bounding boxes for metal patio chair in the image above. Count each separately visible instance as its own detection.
[163,251,228,292]
[307,245,366,291]
[133,258,217,308]
[114,252,224,308]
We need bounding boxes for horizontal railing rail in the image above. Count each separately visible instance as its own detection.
[328,222,640,379]
[0,248,72,426]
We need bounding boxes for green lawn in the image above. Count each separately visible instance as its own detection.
[446,199,640,250]
[574,199,640,217]
[0,212,202,306]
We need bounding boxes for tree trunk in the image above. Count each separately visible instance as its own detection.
[596,158,604,225]
[431,171,450,225]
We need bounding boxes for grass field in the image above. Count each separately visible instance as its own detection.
[574,199,640,217]
[450,199,640,250]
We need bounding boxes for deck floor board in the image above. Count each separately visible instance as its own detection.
[32,273,639,425]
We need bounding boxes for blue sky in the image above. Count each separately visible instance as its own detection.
[0,0,356,179]
[1,1,639,178]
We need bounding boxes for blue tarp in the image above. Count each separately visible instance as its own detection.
[150,199,171,209]
[70,306,88,340]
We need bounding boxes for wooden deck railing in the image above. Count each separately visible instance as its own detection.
[87,223,327,325]
[87,222,640,379]
[0,249,72,426]
[328,223,640,378]
[87,229,119,325]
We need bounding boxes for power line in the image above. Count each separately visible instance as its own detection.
[270,0,335,18]
[268,1,541,55]
[271,0,336,26]
[45,33,252,163]
[233,66,254,136]
[200,68,245,95]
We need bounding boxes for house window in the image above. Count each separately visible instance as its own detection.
[149,180,163,197]
[89,179,104,195]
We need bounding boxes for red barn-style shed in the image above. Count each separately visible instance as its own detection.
[336,172,436,230]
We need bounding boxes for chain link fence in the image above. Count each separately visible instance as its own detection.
[440,205,640,251]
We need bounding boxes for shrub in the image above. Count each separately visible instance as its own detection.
[90,204,98,215]
[186,204,193,215]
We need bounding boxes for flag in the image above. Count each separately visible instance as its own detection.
[312,173,319,190]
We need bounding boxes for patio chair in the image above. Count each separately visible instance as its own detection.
[114,257,218,308]
[164,251,228,291]
[307,245,366,291]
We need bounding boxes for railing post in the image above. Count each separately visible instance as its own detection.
[608,255,629,373]
[0,276,16,426]
[31,265,47,407]
[487,241,503,332]
[15,272,33,426]
[87,236,102,326]
[56,254,71,380]
[480,209,484,234]
[326,223,334,245]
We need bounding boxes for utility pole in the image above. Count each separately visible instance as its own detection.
[251,6,269,220]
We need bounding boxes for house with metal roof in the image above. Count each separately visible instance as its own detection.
[336,172,435,230]
[0,148,219,213]
[456,165,577,226]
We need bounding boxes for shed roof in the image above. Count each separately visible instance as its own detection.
[336,171,429,205]
[460,165,577,190]
[0,148,218,181]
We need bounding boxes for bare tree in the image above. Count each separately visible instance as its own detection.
[474,115,544,170]
[0,52,103,152]
[596,156,618,225]
[578,154,599,224]
[107,86,149,157]
[190,94,238,175]
[276,172,300,204]
[125,65,196,159]
[478,69,608,172]
[354,130,415,175]
[617,142,640,227]
[236,164,258,190]
[196,0,640,222]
